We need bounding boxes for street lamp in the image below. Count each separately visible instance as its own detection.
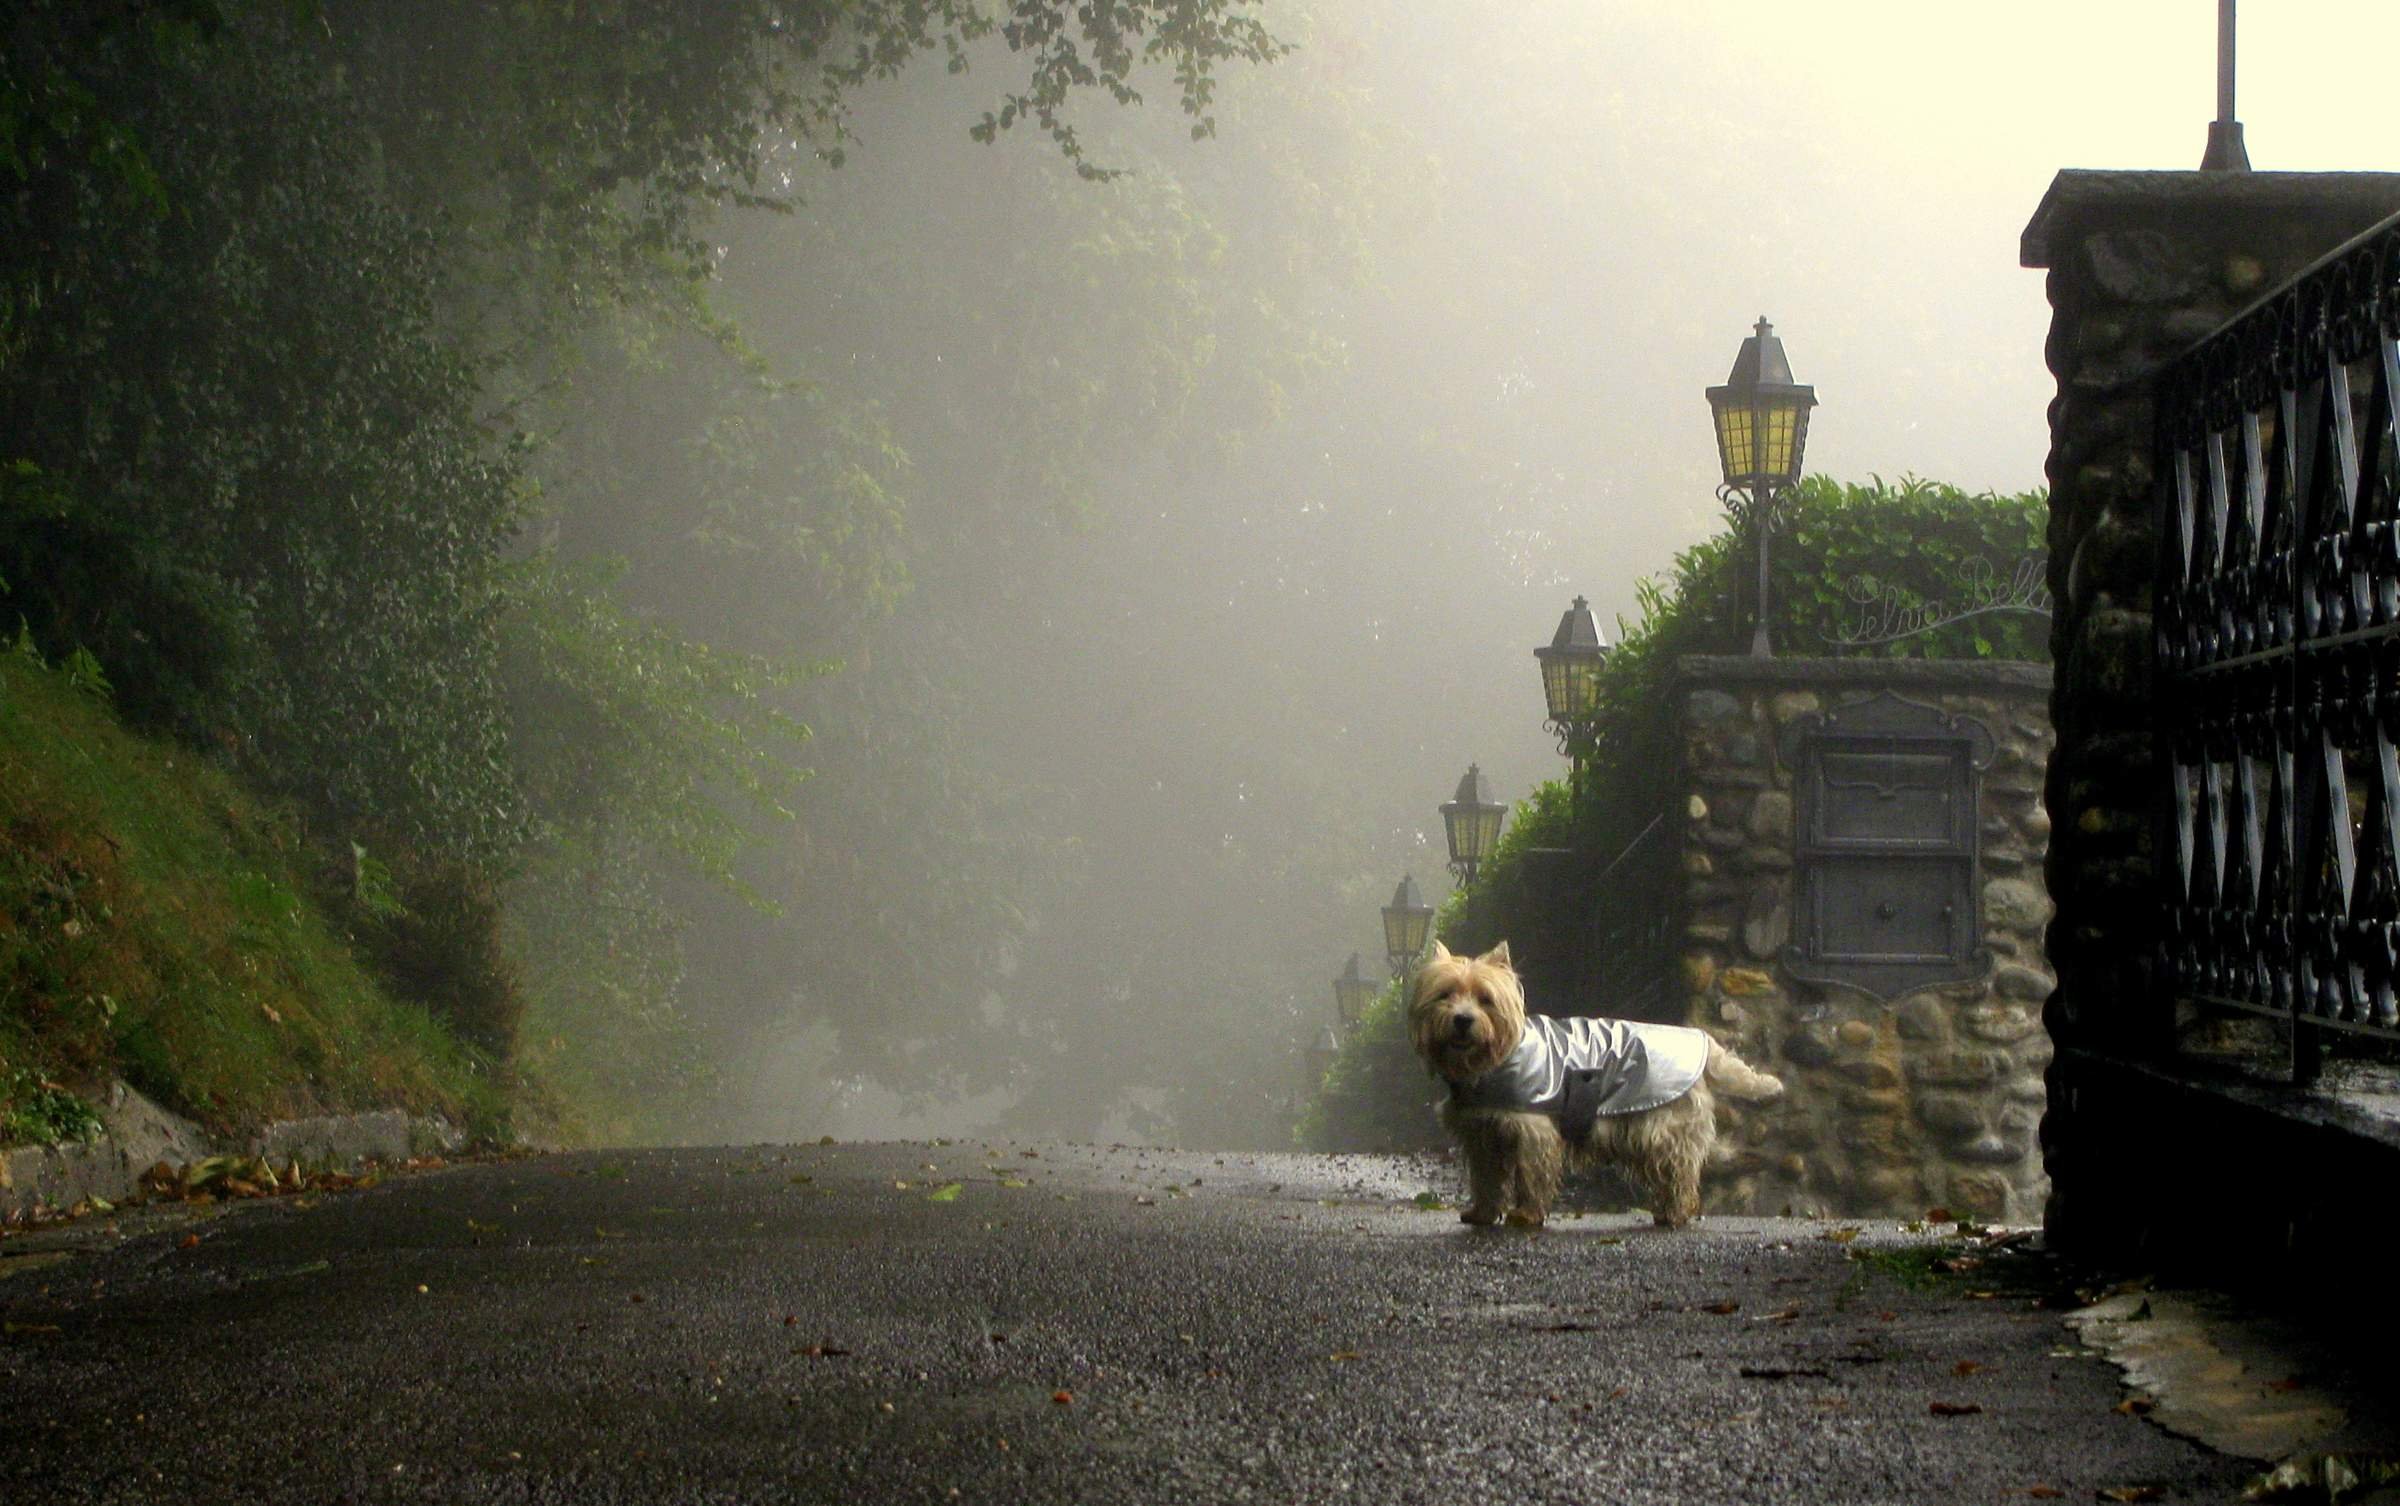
[1440,764,1507,886]
[1705,316,1817,656]
[1333,953,1375,1031]
[1535,595,1609,758]
[1380,873,1435,982]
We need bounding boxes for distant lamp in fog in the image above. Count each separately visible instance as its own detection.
[1705,317,1817,656]
[1440,764,1507,886]
[1535,596,1609,756]
[1381,874,1435,979]
[1333,953,1375,1031]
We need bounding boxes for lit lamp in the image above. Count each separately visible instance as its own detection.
[1535,595,1609,757]
[1380,873,1435,980]
[1333,953,1375,1031]
[1705,316,1817,656]
[1440,764,1507,886]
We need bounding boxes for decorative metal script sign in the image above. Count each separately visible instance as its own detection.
[1826,554,2052,650]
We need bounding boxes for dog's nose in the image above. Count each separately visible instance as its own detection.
[1448,1011,1476,1039]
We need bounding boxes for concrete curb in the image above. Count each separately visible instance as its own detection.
[0,1080,459,1221]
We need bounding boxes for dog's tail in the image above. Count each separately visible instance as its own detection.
[1702,1038,1785,1102]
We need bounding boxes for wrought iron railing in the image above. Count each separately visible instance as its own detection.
[1578,813,1678,1020]
[2155,209,2400,1081]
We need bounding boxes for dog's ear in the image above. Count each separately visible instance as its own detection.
[1428,939,1452,963]
[1478,940,1513,970]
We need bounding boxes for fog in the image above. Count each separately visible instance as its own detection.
[573,2,2400,1147]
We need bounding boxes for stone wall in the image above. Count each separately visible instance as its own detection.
[1674,656,2055,1224]
[2022,171,2400,1258]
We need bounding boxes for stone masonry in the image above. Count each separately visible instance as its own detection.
[1674,656,2055,1225]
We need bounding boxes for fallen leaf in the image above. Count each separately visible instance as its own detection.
[1698,1300,1741,1315]
[2026,1487,2064,1499]
[1328,1351,1361,1362]
[926,1183,963,1203]
[997,1177,1029,1189]
[1759,1306,1801,1323]
[1820,1227,1862,1243]
[3,1321,63,1335]
[2095,1487,2164,1503]
[2115,1396,2155,1416]
[1051,1390,1073,1404]
[177,1233,200,1250]
[1929,1401,1983,1417]
[1411,1192,1448,1211]
[1954,1361,1985,1377]
[891,1180,913,1191]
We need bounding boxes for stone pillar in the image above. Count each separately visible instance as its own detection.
[1675,656,2054,1224]
[2021,171,2400,1253]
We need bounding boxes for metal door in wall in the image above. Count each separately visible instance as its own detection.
[1780,692,1995,1000]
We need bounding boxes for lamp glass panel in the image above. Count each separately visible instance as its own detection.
[1443,806,1473,864]
[1473,807,1506,858]
[1761,402,1797,478]
[1382,907,1411,957]
[1541,656,1574,720]
[1714,404,1753,483]
[1570,660,1603,718]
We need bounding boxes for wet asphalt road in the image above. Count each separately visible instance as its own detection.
[0,1142,2251,1505]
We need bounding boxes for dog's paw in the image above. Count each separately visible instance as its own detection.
[1459,1206,1501,1226]
[1503,1209,1546,1229]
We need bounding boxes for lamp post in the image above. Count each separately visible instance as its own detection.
[1535,595,1610,788]
[1380,873,1435,984]
[1440,764,1507,886]
[1705,317,1817,656]
[1333,952,1375,1031]
[1306,1027,1340,1090]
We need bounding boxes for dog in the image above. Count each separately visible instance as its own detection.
[1409,940,1782,1229]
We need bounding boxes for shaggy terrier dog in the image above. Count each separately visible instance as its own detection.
[1410,941,1783,1229]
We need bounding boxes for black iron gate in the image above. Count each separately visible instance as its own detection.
[2157,210,2400,1080]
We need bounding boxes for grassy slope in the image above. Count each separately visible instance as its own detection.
[0,652,503,1143]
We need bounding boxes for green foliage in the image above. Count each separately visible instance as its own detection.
[360,858,522,1061]
[504,555,825,895]
[0,463,250,743]
[0,652,505,1140]
[0,1067,104,1147]
[4,0,1298,1139]
[1303,475,2050,1150]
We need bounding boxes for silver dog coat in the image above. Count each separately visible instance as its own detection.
[1450,1015,1710,1135]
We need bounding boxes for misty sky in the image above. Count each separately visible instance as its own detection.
[1318,0,2400,875]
